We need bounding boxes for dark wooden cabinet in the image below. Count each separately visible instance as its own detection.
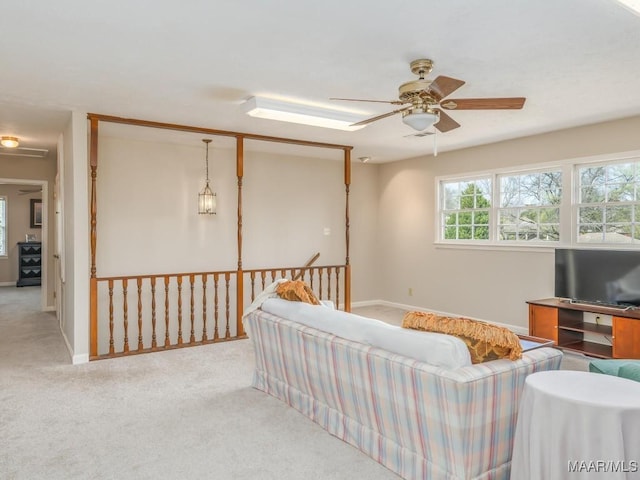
[16,241,42,287]
[528,298,640,359]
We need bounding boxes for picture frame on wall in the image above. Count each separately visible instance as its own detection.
[30,199,42,228]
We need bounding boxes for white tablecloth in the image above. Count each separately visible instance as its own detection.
[510,370,640,479]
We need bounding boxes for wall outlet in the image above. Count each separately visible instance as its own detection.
[408,287,413,296]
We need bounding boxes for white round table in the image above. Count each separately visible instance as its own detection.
[510,370,640,480]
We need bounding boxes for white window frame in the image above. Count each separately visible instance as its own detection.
[435,149,640,250]
[439,175,492,242]
[496,168,563,245]
[574,155,640,246]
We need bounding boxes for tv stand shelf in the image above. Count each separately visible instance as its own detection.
[528,298,640,359]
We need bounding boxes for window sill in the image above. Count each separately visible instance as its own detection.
[433,242,558,253]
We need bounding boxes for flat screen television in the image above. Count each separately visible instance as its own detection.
[555,248,640,307]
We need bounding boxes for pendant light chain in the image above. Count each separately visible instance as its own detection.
[204,139,211,183]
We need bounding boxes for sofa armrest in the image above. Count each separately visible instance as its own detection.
[433,347,563,383]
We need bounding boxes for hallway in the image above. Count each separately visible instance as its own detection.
[0,286,68,367]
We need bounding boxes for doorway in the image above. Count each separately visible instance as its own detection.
[0,178,50,311]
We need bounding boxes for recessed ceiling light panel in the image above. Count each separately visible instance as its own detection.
[615,0,640,15]
[244,96,366,131]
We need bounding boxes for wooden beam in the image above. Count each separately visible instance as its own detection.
[86,113,352,151]
[89,117,99,277]
[236,136,245,337]
[344,148,351,266]
[344,148,351,312]
[89,117,99,358]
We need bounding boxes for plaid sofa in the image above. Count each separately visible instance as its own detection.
[244,308,563,480]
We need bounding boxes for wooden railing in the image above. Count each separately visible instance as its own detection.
[90,264,348,360]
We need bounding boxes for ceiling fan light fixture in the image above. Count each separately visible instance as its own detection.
[402,109,439,131]
[244,96,366,131]
[1,136,19,148]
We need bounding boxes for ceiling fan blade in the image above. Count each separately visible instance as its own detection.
[428,75,466,100]
[351,106,412,127]
[440,97,526,110]
[330,97,405,105]
[434,109,460,133]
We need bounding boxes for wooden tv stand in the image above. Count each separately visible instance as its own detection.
[528,298,640,359]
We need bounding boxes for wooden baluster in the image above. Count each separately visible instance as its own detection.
[327,267,332,302]
[151,277,157,349]
[177,276,183,345]
[270,270,276,282]
[202,274,208,341]
[137,277,143,351]
[189,274,196,343]
[281,269,287,279]
[250,271,256,301]
[336,268,341,310]
[261,271,266,290]
[214,273,220,340]
[318,268,323,301]
[164,276,171,347]
[301,268,306,282]
[122,278,129,353]
[108,280,115,355]
[225,272,231,339]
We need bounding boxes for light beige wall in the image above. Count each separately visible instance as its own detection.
[377,115,640,331]
[60,111,90,363]
[0,153,56,305]
[95,135,379,302]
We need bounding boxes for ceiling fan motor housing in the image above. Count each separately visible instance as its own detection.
[398,79,433,103]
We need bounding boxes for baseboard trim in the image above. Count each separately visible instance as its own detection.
[60,326,89,365]
[0,281,16,287]
[72,353,90,365]
[352,299,528,335]
[350,300,383,308]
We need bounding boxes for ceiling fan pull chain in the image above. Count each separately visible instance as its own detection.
[433,129,438,157]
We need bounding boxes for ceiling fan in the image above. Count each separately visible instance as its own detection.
[331,58,526,133]
[18,188,42,195]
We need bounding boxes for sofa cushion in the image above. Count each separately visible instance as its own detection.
[276,280,320,305]
[619,363,640,383]
[260,298,472,369]
[590,359,640,383]
[402,311,522,364]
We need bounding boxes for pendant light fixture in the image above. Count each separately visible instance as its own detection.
[198,139,217,215]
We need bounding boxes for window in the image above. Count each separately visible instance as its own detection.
[441,178,491,240]
[577,159,640,244]
[0,196,6,256]
[437,151,640,248]
[498,170,562,242]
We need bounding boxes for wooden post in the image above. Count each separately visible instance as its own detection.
[236,136,245,337]
[344,148,352,312]
[89,116,99,357]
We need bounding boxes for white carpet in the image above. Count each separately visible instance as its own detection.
[0,287,398,480]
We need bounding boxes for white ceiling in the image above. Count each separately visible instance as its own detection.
[1,0,640,163]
